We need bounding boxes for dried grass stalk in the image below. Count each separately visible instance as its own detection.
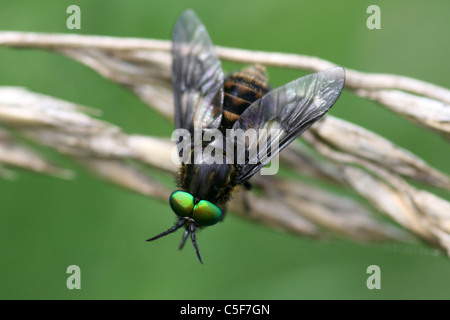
[0,32,449,255]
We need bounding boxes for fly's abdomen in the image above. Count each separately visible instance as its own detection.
[221,64,270,129]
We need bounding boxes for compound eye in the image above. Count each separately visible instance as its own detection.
[169,191,194,217]
[192,200,223,226]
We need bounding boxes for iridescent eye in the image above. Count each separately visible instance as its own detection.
[192,200,223,226]
[169,191,194,217]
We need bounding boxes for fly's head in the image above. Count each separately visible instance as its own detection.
[146,189,224,264]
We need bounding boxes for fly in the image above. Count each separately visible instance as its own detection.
[147,9,346,263]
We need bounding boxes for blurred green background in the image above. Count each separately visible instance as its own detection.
[0,0,449,300]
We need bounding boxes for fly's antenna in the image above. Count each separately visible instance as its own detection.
[146,218,187,242]
[189,223,203,264]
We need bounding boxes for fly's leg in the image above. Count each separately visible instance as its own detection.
[242,181,253,212]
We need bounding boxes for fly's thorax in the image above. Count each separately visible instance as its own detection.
[221,64,270,129]
[178,158,238,207]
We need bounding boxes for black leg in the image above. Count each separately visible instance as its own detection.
[178,228,189,250]
[190,224,203,264]
[146,218,186,242]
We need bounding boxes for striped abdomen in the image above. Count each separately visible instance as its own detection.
[221,64,270,130]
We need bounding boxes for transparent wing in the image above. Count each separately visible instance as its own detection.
[231,67,345,183]
[172,9,224,133]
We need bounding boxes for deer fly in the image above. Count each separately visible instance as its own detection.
[147,9,345,263]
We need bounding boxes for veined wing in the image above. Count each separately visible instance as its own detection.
[231,67,345,183]
[172,9,224,133]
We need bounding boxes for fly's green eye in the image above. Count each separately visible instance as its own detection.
[169,191,194,217]
[192,200,223,226]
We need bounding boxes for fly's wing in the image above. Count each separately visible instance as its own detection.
[172,9,224,133]
[230,67,345,183]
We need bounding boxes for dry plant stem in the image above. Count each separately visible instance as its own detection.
[0,87,410,245]
[302,130,450,254]
[2,32,449,142]
[310,116,450,189]
[0,125,72,178]
[0,87,446,253]
[1,32,450,254]
[1,31,449,104]
[356,89,450,139]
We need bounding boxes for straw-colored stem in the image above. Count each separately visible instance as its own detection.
[0,31,449,255]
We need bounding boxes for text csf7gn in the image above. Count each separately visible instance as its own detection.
[147,9,346,263]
